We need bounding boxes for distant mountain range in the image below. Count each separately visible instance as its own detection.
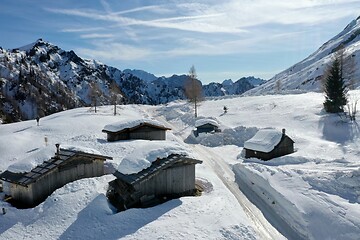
[203,77,265,97]
[246,16,360,95]
[0,39,264,123]
[3,16,359,123]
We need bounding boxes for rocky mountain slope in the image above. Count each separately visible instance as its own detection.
[203,77,265,97]
[0,39,263,123]
[246,16,360,95]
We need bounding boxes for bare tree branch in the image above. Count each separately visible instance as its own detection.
[184,65,203,118]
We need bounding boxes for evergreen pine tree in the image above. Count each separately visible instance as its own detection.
[323,57,348,113]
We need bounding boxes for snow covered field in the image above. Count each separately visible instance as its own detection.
[1,91,360,239]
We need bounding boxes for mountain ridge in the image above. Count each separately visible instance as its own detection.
[246,16,360,95]
[0,39,263,123]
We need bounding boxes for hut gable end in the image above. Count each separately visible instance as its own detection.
[109,154,202,211]
[0,148,112,207]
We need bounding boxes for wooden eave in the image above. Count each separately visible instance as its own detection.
[102,122,171,134]
[0,149,112,187]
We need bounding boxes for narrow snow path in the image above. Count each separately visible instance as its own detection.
[142,106,286,240]
[190,145,285,240]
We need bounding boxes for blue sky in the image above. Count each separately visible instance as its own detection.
[1,0,359,83]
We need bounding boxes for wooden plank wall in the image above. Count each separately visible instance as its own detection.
[135,164,195,197]
[11,159,104,206]
[130,127,166,140]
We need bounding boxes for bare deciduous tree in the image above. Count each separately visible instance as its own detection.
[88,81,101,113]
[346,95,358,121]
[110,80,122,116]
[184,65,203,118]
[336,45,358,120]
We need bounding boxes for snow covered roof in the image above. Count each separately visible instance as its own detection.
[6,145,104,173]
[7,147,56,173]
[244,129,283,153]
[102,119,170,133]
[195,118,219,128]
[1,148,112,186]
[114,154,202,185]
[117,141,192,175]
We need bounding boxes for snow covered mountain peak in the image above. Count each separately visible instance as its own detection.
[18,38,46,52]
[203,77,266,97]
[123,69,158,82]
[222,79,234,86]
[342,15,360,34]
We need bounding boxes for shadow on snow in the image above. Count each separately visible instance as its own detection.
[59,194,182,240]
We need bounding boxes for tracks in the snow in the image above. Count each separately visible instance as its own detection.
[143,106,285,239]
[191,145,285,240]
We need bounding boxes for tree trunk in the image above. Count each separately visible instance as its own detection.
[195,97,197,118]
[94,98,97,113]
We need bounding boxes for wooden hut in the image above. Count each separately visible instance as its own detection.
[244,129,294,161]
[194,118,220,136]
[0,146,112,208]
[108,154,202,211]
[102,119,171,142]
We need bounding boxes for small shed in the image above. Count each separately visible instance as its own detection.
[0,146,112,207]
[244,129,294,160]
[108,154,202,211]
[194,118,220,136]
[102,119,171,142]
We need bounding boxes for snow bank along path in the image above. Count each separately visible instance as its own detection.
[147,106,285,240]
[191,145,285,240]
[160,92,360,239]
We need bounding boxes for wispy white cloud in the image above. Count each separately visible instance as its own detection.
[112,5,174,16]
[46,0,360,35]
[61,27,106,33]
[80,33,114,39]
[76,41,152,61]
[196,0,360,29]
[100,0,112,13]
[46,6,243,34]
[45,0,360,61]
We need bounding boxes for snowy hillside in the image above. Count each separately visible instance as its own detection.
[1,91,360,239]
[247,16,360,95]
